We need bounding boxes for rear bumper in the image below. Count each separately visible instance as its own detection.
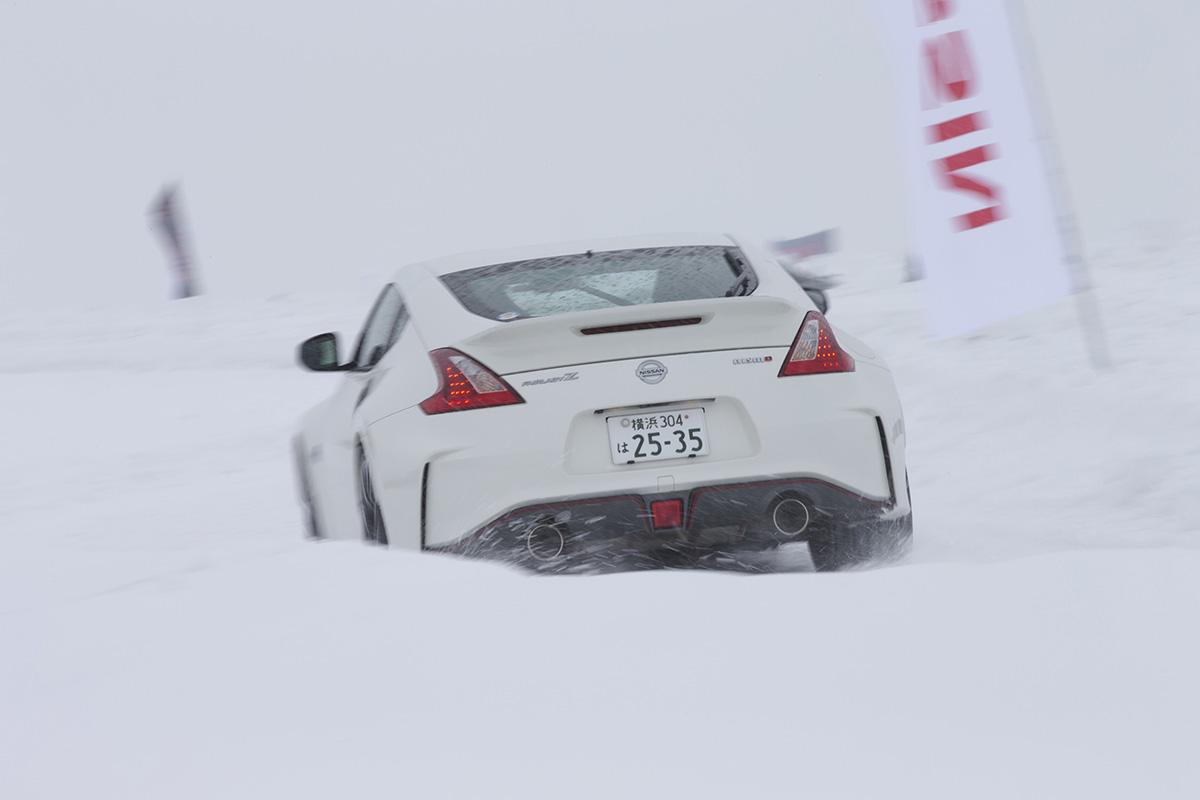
[427,475,905,571]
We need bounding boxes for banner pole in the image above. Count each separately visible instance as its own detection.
[150,184,200,300]
[1005,0,1112,369]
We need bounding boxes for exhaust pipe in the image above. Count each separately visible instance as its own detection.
[771,498,811,537]
[526,523,566,561]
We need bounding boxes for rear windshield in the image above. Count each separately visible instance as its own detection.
[439,245,756,322]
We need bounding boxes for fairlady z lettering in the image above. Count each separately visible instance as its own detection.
[520,371,579,388]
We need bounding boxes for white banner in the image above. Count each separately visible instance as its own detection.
[873,0,1072,336]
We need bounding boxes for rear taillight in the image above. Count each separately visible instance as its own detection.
[419,348,525,414]
[778,311,855,376]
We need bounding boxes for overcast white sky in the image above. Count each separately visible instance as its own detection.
[1,0,1196,305]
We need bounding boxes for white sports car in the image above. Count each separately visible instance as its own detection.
[294,234,912,572]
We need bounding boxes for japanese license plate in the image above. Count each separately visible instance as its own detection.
[606,407,710,465]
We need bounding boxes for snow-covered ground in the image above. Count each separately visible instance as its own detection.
[2,232,1199,798]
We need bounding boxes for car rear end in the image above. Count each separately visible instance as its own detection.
[368,236,910,571]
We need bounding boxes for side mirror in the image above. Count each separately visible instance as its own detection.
[804,288,830,315]
[298,333,348,372]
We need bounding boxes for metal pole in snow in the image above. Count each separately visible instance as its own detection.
[1005,0,1112,370]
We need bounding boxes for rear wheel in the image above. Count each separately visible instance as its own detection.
[357,444,388,546]
[808,515,912,572]
[809,470,915,571]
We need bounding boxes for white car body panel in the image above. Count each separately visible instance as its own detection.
[295,233,910,558]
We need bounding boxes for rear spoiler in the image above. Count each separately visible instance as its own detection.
[452,296,807,375]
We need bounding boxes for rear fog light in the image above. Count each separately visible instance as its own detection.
[651,499,684,530]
